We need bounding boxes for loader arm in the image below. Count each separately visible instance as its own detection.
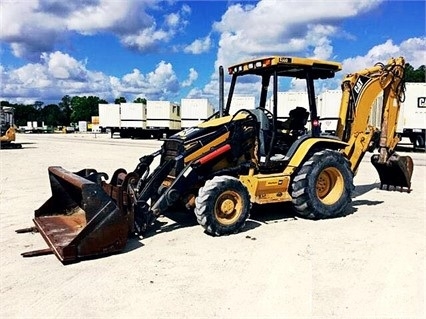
[335,57,413,189]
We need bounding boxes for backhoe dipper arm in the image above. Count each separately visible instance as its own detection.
[336,57,406,174]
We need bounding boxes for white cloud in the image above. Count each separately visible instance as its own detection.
[182,68,198,87]
[121,26,172,52]
[184,36,212,54]
[165,12,180,28]
[43,51,88,80]
[146,61,179,94]
[192,0,426,107]
[0,0,191,60]
[65,1,136,34]
[342,37,426,74]
[0,51,184,103]
[212,0,383,69]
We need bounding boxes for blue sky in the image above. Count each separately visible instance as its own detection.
[0,0,425,107]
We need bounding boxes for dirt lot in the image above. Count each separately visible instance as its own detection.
[1,133,425,319]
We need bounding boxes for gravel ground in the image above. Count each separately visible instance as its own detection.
[1,133,425,319]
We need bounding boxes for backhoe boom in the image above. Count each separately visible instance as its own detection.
[336,57,413,189]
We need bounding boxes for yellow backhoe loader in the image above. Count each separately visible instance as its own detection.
[17,56,413,263]
[1,106,22,149]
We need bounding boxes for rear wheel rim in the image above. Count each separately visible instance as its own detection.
[214,190,243,225]
[316,167,344,205]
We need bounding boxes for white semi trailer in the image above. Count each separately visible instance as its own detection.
[99,101,181,139]
[397,82,425,149]
[181,98,214,128]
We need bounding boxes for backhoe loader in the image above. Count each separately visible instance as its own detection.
[1,106,22,149]
[18,56,413,263]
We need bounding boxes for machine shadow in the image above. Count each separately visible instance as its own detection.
[353,182,389,206]
[130,182,385,244]
[250,202,297,223]
[79,182,387,263]
[143,210,199,238]
[353,182,381,197]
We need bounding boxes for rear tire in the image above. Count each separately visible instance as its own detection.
[410,134,425,149]
[291,150,354,219]
[195,176,251,236]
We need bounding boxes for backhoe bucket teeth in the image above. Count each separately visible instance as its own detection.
[32,166,130,263]
[371,154,414,191]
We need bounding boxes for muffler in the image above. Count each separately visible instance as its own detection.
[20,166,131,263]
[371,153,414,191]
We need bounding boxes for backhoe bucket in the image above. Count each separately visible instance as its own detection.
[371,154,414,191]
[31,166,130,263]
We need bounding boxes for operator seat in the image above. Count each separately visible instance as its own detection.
[281,106,310,135]
[271,106,310,156]
[247,108,271,157]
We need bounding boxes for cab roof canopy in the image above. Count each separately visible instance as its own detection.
[228,56,342,80]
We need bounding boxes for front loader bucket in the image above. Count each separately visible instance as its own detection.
[371,154,414,192]
[31,166,130,263]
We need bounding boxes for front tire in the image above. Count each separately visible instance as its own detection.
[291,150,354,219]
[195,176,251,236]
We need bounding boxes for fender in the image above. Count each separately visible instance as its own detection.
[283,135,348,176]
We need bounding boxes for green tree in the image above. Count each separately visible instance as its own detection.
[114,96,126,104]
[70,96,106,122]
[404,63,425,82]
[34,101,44,110]
[59,95,72,125]
[40,104,63,126]
[133,97,147,104]
[13,103,39,126]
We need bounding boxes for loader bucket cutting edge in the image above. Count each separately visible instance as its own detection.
[32,166,130,263]
[371,154,414,191]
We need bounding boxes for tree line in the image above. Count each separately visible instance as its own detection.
[1,64,424,127]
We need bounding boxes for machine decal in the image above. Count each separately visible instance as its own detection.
[352,75,370,104]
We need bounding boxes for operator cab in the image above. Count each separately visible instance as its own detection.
[224,56,341,166]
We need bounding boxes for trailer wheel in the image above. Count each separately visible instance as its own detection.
[195,176,251,236]
[410,134,425,149]
[291,150,354,219]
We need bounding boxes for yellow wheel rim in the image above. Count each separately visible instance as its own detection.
[214,190,243,225]
[316,167,344,205]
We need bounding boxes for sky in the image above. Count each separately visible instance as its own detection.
[0,0,425,108]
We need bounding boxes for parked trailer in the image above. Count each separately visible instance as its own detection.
[397,82,426,149]
[146,100,181,138]
[315,84,425,149]
[98,103,120,135]
[227,95,256,115]
[118,103,147,138]
[78,121,88,133]
[267,91,309,117]
[181,98,214,128]
[266,91,312,129]
[265,90,385,136]
[316,90,341,133]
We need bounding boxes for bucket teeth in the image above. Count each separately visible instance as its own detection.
[371,154,414,192]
